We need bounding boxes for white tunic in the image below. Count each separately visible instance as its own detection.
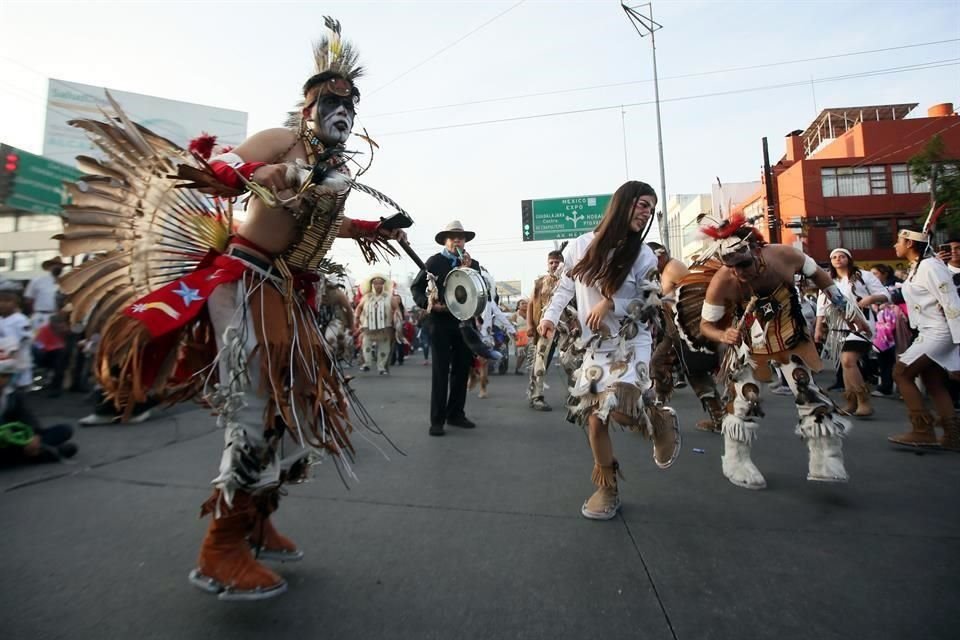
[816,269,889,344]
[899,258,960,371]
[24,273,58,313]
[543,232,658,392]
[361,293,392,331]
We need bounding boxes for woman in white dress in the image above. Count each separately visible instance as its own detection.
[815,248,889,416]
[887,228,960,450]
[538,181,680,521]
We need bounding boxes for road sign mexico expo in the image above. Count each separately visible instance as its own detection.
[521,194,611,241]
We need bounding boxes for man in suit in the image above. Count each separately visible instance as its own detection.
[412,221,482,436]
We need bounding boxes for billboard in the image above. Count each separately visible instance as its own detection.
[43,79,248,166]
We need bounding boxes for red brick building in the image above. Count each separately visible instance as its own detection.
[735,102,959,269]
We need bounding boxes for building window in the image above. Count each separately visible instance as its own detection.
[891,164,931,194]
[826,218,894,251]
[821,168,837,197]
[821,166,886,197]
[869,166,886,195]
[16,215,63,232]
[0,215,15,234]
[0,252,12,272]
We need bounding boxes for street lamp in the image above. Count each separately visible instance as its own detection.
[621,2,668,251]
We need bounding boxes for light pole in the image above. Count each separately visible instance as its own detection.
[621,2,668,250]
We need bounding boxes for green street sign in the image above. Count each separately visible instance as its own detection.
[0,143,82,215]
[520,193,612,241]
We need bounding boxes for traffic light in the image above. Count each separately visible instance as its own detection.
[0,144,18,204]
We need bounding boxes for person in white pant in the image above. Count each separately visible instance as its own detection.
[354,274,398,375]
[697,217,867,490]
[887,227,960,450]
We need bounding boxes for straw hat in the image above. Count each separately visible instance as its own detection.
[435,220,476,245]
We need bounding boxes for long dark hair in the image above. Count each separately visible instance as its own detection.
[828,249,862,282]
[870,263,898,286]
[568,181,657,298]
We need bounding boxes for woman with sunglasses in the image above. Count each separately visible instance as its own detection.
[814,248,889,417]
[537,181,680,520]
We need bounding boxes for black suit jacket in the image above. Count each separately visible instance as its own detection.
[412,253,483,327]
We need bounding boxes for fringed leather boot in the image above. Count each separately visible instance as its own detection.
[853,386,873,417]
[189,490,287,601]
[842,389,858,414]
[581,460,622,520]
[888,411,940,448]
[938,416,960,452]
[696,396,725,434]
[249,507,304,563]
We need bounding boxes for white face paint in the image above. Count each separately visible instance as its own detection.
[314,94,355,145]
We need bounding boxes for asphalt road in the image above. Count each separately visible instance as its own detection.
[2,360,958,640]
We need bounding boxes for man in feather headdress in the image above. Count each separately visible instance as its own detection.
[58,18,406,601]
[696,216,867,491]
[354,274,398,375]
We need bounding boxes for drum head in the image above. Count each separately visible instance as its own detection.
[445,268,487,321]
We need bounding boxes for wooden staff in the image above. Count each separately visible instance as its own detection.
[718,295,758,385]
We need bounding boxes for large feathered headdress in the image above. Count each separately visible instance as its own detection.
[286,17,365,128]
[696,212,765,264]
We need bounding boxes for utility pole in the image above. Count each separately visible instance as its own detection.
[622,2,668,249]
[762,137,781,244]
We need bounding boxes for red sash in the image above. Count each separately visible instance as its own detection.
[123,251,247,338]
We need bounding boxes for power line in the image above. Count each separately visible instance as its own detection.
[367,0,527,97]
[368,37,960,118]
[373,58,960,137]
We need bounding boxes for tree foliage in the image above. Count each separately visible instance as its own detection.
[908,134,960,231]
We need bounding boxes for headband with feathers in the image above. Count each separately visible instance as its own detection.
[285,16,365,129]
[900,201,948,245]
[700,212,747,240]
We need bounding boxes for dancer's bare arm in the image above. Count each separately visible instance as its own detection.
[699,271,738,345]
[660,259,690,297]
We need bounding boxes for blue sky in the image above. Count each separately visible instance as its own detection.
[1,0,958,293]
